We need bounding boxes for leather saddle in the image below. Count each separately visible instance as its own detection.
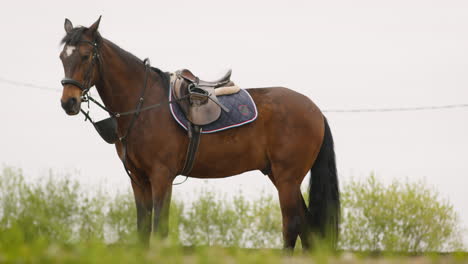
[171,69,234,126]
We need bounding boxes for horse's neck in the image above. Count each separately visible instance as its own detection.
[95,40,164,113]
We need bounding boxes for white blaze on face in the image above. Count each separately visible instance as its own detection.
[65,45,76,57]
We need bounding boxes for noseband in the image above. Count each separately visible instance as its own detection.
[60,40,100,97]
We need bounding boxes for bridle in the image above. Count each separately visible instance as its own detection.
[61,40,100,98]
[60,38,190,187]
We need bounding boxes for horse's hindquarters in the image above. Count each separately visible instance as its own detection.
[186,87,325,181]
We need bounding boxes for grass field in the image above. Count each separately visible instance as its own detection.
[2,242,468,264]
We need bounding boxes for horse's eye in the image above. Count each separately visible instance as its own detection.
[82,55,90,61]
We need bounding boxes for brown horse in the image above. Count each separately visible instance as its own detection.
[59,17,340,251]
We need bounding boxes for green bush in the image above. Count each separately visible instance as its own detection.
[106,191,137,243]
[0,166,465,253]
[0,167,282,249]
[178,189,282,247]
[0,168,77,244]
[0,167,108,245]
[339,174,465,252]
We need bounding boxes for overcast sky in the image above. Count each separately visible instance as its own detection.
[1,0,467,244]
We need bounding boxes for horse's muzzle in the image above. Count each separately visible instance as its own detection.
[61,97,80,115]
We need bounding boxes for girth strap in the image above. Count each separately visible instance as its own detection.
[180,123,201,176]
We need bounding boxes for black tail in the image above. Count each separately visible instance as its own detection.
[308,116,340,248]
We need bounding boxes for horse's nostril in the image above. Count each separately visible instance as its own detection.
[66,98,77,109]
[69,97,77,106]
[61,97,79,113]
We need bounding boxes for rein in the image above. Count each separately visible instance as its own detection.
[61,40,190,188]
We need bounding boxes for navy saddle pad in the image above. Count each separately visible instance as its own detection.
[169,86,258,133]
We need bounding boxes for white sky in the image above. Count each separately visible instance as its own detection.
[1,0,467,244]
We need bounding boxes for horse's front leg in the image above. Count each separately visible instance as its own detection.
[150,166,174,239]
[131,180,153,246]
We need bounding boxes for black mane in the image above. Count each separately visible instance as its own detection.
[151,67,170,94]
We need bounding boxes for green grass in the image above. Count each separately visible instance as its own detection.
[1,242,467,264]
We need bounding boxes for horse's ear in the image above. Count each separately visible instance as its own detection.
[64,18,73,33]
[88,16,102,38]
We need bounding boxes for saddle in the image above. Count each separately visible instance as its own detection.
[171,69,237,126]
[170,68,240,176]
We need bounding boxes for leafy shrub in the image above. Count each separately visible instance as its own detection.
[106,191,137,242]
[0,167,108,245]
[339,174,465,252]
[0,167,79,243]
[0,166,464,252]
[178,189,282,248]
[0,167,282,248]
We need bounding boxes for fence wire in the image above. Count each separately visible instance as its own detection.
[322,104,468,113]
[2,77,468,113]
[0,77,60,93]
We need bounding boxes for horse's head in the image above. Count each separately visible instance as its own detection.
[59,17,101,115]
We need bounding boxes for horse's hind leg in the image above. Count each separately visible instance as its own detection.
[274,174,309,251]
[298,193,312,250]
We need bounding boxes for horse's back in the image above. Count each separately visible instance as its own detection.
[247,86,321,108]
[246,86,324,131]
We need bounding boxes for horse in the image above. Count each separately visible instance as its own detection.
[59,17,340,251]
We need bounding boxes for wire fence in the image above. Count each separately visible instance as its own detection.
[322,104,468,113]
[0,77,60,93]
[2,77,468,113]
